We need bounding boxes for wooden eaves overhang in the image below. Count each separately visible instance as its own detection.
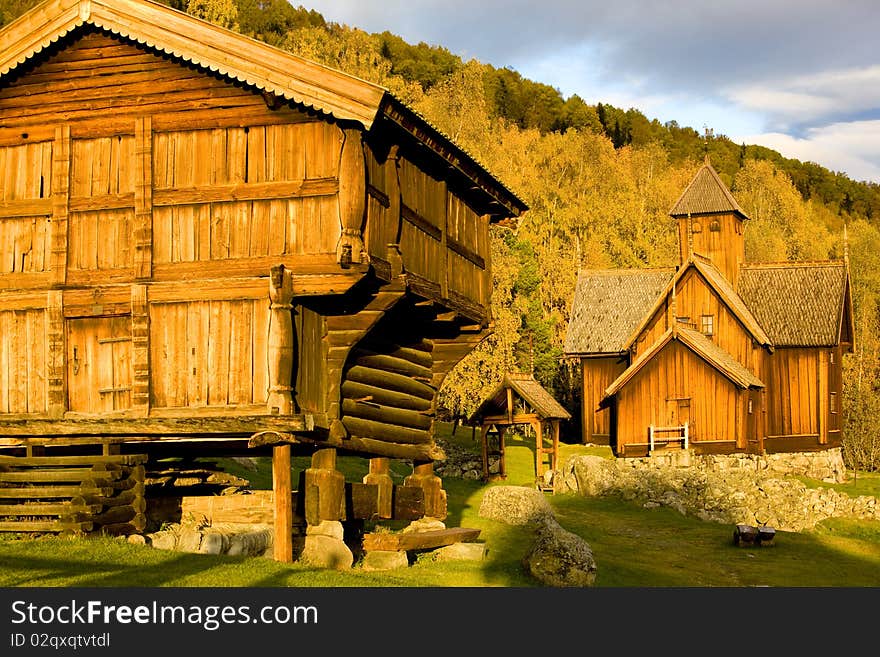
[0,0,528,221]
[621,256,773,354]
[602,324,765,404]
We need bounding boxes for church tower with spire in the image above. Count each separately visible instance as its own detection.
[669,157,749,286]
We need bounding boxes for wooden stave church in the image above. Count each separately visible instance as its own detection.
[564,159,854,458]
[0,0,527,546]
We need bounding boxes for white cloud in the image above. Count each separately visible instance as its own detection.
[738,121,880,183]
[727,65,880,129]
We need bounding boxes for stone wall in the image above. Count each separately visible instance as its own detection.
[559,448,879,532]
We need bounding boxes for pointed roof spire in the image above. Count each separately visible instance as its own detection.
[669,160,750,220]
[843,223,850,268]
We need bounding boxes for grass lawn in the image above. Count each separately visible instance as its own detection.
[1,423,878,587]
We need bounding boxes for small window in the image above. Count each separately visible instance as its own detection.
[709,219,722,232]
[748,398,754,414]
[830,392,837,414]
[692,222,702,233]
[701,314,714,337]
[830,351,835,365]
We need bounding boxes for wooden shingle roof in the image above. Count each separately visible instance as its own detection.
[469,372,571,423]
[738,261,850,347]
[619,257,772,352]
[669,160,749,219]
[564,268,675,355]
[603,324,763,400]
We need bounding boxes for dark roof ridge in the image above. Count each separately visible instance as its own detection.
[740,259,845,269]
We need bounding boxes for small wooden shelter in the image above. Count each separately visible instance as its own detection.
[564,159,853,458]
[0,0,527,555]
[469,372,570,490]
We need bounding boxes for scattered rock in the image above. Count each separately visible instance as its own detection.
[147,529,178,551]
[306,520,345,541]
[126,534,147,546]
[360,550,409,571]
[296,534,353,570]
[432,542,486,562]
[478,486,554,525]
[522,519,597,587]
[402,517,446,534]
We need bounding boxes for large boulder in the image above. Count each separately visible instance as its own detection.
[478,486,554,525]
[522,519,597,587]
[296,534,353,570]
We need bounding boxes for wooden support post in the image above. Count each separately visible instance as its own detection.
[533,420,544,481]
[480,424,489,480]
[552,421,560,472]
[404,461,447,520]
[303,448,345,526]
[50,125,70,286]
[819,350,829,444]
[337,128,367,265]
[363,457,393,519]
[134,117,153,280]
[498,427,507,478]
[272,444,292,563]
[46,290,65,418]
[267,265,295,415]
[130,284,150,416]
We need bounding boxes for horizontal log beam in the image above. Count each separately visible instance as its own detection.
[326,435,445,461]
[0,503,102,516]
[341,381,432,412]
[345,365,435,401]
[0,520,92,533]
[348,351,434,380]
[0,414,314,438]
[152,178,338,207]
[341,399,432,431]
[341,416,432,445]
[0,198,52,218]
[363,527,481,552]
[0,454,147,466]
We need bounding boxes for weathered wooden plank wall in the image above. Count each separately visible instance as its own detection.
[764,347,818,438]
[580,356,626,444]
[616,342,739,447]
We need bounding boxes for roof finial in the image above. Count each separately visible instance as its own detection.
[843,222,850,267]
[704,153,711,166]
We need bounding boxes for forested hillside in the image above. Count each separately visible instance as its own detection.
[2,0,878,470]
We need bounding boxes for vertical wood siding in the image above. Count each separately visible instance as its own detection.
[678,212,745,285]
[581,357,626,443]
[0,309,47,413]
[151,123,342,263]
[0,142,53,273]
[616,341,739,447]
[398,157,444,284]
[149,298,269,408]
[764,347,819,437]
[446,194,489,307]
[68,136,135,271]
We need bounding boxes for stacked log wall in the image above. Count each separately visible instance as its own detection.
[0,453,147,534]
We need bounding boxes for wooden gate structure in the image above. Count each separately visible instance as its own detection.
[469,373,570,491]
[0,0,527,559]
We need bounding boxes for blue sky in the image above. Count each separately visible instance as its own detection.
[301,1,880,183]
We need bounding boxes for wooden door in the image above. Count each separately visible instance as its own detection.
[665,398,691,432]
[66,316,132,413]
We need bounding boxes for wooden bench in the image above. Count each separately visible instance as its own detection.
[648,422,689,452]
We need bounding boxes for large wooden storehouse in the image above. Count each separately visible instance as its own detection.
[564,159,853,458]
[0,0,527,551]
